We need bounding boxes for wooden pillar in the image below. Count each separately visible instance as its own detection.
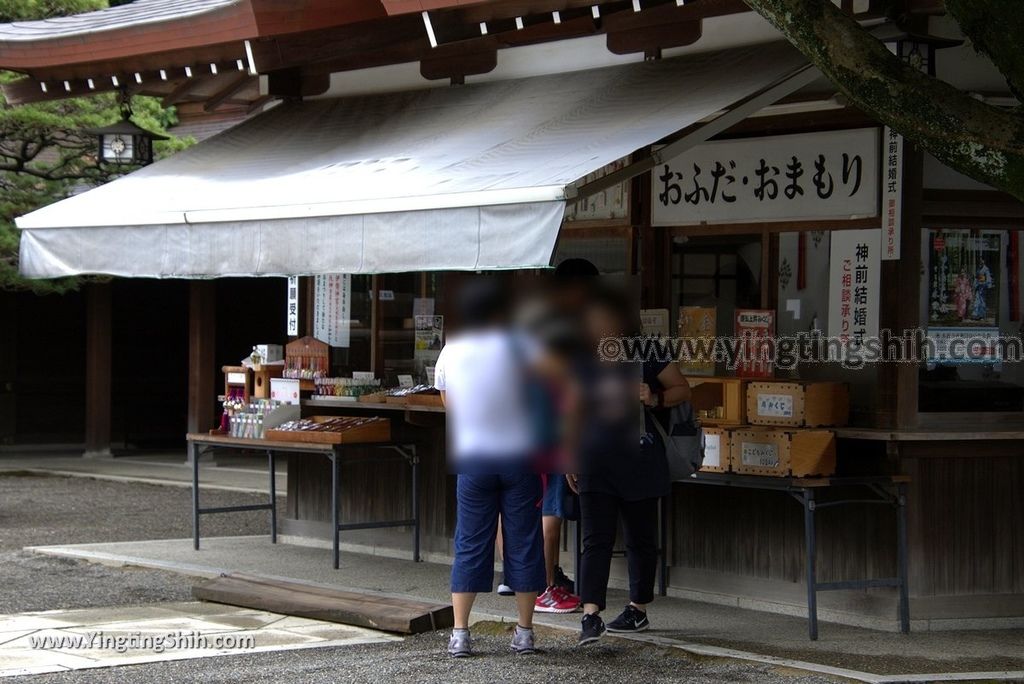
[187,280,216,442]
[84,282,113,458]
[878,142,924,428]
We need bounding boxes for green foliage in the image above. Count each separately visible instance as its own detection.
[0,0,104,22]
[0,1,194,294]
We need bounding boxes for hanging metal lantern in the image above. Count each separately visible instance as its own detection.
[85,91,168,166]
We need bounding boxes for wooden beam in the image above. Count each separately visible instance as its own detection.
[162,74,213,107]
[420,37,498,81]
[187,281,217,445]
[84,282,112,459]
[203,73,256,111]
[266,67,330,98]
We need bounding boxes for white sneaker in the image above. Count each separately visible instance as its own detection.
[510,625,536,654]
[497,583,514,596]
[448,629,472,657]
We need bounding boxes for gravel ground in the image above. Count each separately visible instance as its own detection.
[0,472,834,683]
[0,471,279,613]
[17,623,834,684]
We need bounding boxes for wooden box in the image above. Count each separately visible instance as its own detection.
[700,427,731,473]
[686,376,747,426]
[265,416,391,444]
[253,366,284,399]
[405,393,444,408]
[223,365,252,402]
[746,381,849,428]
[285,336,329,377]
[729,428,836,477]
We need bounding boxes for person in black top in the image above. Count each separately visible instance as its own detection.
[567,285,691,645]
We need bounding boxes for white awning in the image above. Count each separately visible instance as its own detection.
[17,42,806,278]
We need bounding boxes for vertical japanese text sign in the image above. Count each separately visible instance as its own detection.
[882,126,903,260]
[286,276,300,337]
[828,229,880,350]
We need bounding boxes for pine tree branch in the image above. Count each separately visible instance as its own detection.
[742,0,1024,199]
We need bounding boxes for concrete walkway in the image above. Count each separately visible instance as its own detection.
[0,600,397,678]
[0,452,284,495]
[27,535,1024,683]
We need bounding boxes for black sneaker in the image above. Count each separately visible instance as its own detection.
[553,566,575,594]
[578,613,606,646]
[606,604,650,633]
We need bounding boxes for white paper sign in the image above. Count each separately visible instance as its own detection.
[756,393,794,418]
[741,442,780,468]
[704,433,721,469]
[640,309,670,337]
[828,229,881,348]
[286,276,300,337]
[313,274,352,348]
[882,126,903,260]
[652,128,879,225]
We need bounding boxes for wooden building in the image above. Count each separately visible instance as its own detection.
[2,0,1021,630]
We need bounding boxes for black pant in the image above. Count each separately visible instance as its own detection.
[578,492,659,612]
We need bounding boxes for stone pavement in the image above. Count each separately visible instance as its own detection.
[0,601,398,678]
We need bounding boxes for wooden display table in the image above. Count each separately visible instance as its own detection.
[186,433,421,569]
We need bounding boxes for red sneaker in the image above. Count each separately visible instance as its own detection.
[535,585,581,613]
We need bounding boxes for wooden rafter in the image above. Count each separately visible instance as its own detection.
[203,73,256,111]
[162,75,215,107]
[2,59,249,106]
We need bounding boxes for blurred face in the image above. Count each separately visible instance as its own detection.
[586,303,624,344]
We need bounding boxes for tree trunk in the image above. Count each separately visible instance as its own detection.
[743,0,1024,200]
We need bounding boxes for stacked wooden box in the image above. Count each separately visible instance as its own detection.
[689,378,849,477]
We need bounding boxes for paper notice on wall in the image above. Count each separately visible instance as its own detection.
[313,274,351,348]
[678,306,716,376]
[734,309,774,378]
[640,309,669,337]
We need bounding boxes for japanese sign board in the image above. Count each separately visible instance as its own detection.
[652,128,880,225]
[286,276,300,337]
[756,393,794,418]
[640,309,670,337]
[313,274,352,348]
[828,229,880,348]
[740,441,780,468]
[734,309,775,379]
[882,126,903,260]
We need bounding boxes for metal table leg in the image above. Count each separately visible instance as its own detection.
[411,446,421,562]
[896,481,910,634]
[802,488,819,641]
[331,447,340,570]
[191,441,201,550]
[267,450,277,544]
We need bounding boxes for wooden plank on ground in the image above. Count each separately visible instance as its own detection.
[192,572,453,634]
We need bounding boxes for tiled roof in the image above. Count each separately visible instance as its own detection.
[0,0,242,41]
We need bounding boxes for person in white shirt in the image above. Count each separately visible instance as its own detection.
[434,277,547,657]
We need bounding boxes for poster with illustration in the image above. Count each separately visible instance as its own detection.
[927,230,1001,327]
